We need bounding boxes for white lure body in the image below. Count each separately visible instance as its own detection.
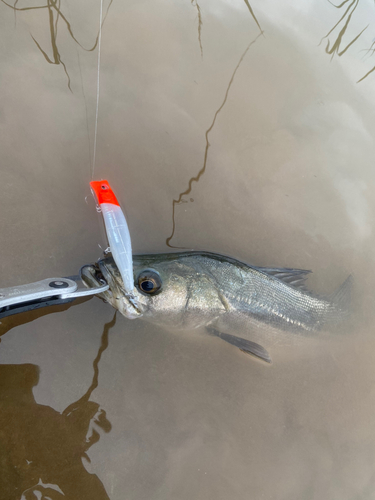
[90,180,135,295]
[100,202,134,293]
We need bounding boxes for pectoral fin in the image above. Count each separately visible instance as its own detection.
[206,328,272,363]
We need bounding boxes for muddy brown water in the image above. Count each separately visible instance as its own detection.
[1,0,375,498]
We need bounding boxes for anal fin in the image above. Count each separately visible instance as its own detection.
[207,328,272,363]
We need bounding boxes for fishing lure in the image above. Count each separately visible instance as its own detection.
[90,180,134,295]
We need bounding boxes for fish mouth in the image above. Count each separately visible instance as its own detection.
[81,262,144,319]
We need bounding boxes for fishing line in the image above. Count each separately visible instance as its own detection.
[65,0,92,176]
[92,0,104,180]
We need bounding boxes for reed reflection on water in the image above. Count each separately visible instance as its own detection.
[0,0,113,90]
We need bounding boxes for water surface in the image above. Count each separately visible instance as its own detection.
[1,0,375,498]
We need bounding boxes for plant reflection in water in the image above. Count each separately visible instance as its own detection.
[0,0,113,90]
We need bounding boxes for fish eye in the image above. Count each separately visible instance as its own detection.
[137,270,162,295]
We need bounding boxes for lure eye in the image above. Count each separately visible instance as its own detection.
[137,270,162,295]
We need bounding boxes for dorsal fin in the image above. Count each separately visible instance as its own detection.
[253,267,312,291]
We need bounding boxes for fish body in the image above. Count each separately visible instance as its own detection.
[81,251,352,362]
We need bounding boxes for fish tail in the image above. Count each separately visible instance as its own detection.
[328,274,353,320]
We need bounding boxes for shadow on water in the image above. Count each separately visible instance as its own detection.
[166,31,264,248]
[1,0,113,91]
[320,0,375,82]
[0,310,117,499]
[0,297,91,338]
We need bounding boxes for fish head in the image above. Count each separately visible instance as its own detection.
[81,258,144,319]
[82,253,226,328]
